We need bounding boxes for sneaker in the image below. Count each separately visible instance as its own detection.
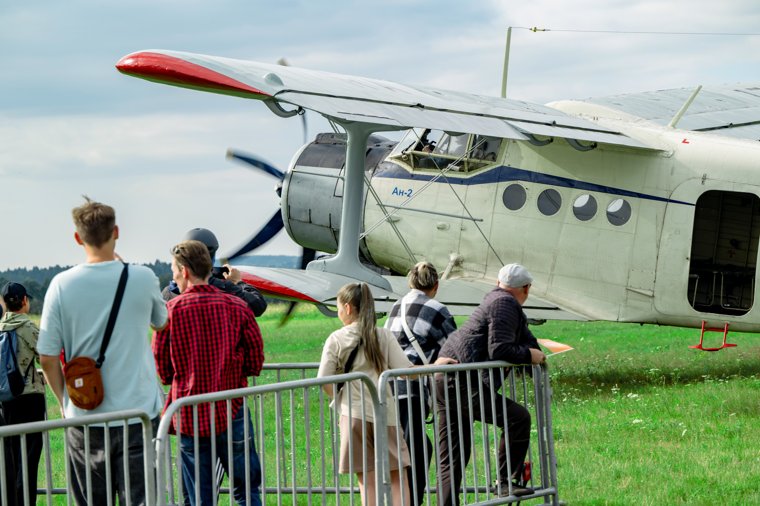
[496,482,534,497]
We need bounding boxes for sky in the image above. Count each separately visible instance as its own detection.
[2,0,760,270]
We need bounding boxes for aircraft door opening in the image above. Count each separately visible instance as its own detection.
[688,190,759,316]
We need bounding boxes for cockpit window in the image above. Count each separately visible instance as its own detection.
[390,129,501,173]
[435,133,468,158]
[470,135,500,161]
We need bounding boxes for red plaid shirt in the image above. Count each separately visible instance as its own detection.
[153,284,264,436]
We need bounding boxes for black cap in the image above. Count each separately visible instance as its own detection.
[1,282,31,305]
[183,228,219,259]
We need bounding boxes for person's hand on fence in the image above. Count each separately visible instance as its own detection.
[529,348,547,365]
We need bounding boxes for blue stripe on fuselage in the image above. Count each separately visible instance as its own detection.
[373,163,693,206]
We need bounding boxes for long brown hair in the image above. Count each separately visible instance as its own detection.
[337,283,385,374]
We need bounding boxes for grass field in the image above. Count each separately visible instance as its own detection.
[29,306,760,504]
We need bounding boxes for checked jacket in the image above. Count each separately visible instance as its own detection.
[385,288,457,366]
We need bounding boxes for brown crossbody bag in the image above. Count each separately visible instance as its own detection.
[63,262,128,410]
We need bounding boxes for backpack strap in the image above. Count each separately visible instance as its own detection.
[7,330,20,370]
[96,262,129,369]
[335,342,362,394]
[4,329,33,385]
[18,324,39,382]
[22,356,35,380]
[400,296,429,365]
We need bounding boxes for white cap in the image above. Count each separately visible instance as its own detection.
[498,263,533,288]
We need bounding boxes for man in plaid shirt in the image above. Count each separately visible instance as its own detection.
[153,240,264,506]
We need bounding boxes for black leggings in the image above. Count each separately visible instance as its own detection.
[398,395,432,506]
[0,392,46,506]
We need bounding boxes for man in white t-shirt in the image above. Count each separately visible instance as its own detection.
[38,197,167,506]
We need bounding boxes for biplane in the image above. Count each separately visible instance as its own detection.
[116,50,760,343]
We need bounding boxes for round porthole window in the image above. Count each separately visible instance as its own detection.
[537,189,562,216]
[502,184,527,211]
[606,198,631,226]
[573,194,597,221]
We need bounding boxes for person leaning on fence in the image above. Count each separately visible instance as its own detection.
[384,261,457,506]
[318,283,413,506]
[0,282,45,506]
[153,240,264,506]
[37,197,168,506]
[434,263,547,504]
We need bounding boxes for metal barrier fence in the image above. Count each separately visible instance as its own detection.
[157,361,559,505]
[0,362,560,506]
[379,362,560,505]
[154,372,387,506]
[0,409,156,506]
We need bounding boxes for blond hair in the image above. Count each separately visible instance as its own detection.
[71,196,116,248]
[337,283,385,374]
[408,261,439,291]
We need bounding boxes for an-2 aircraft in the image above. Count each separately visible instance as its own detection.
[116,50,760,343]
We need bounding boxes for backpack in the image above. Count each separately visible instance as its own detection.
[0,329,33,402]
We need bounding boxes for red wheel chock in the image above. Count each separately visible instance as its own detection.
[689,321,737,351]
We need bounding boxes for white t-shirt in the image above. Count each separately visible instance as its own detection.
[38,261,167,420]
[318,322,411,424]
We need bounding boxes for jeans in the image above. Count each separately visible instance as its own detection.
[179,406,262,506]
[435,371,531,506]
[66,416,159,506]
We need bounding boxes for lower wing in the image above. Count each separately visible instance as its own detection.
[238,266,588,321]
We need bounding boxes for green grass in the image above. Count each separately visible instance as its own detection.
[535,321,760,505]
[26,307,760,504]
[255,308,760,505]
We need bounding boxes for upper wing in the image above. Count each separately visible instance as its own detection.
[238,266,588,321]
[573,83,760,140]
[116,49,652,150]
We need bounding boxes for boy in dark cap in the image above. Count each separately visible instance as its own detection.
[162,228,267,317]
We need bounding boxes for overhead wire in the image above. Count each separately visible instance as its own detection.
[513,27,760,36]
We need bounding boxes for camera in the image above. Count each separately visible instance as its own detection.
[211,266,230,280]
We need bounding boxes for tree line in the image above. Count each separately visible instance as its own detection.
[1,256,297,314]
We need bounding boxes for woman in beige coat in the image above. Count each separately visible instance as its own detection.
[318,283,412,506]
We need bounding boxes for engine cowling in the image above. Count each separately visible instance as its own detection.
[281,132,396,258]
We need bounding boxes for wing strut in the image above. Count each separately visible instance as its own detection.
[306,121,393,290]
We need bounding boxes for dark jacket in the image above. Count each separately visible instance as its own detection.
[439,287,539,387]
[162,278,267,317]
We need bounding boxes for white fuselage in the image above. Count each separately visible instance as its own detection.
[363,105,760,332]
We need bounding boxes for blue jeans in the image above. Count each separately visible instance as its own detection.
[179,407,262,506]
